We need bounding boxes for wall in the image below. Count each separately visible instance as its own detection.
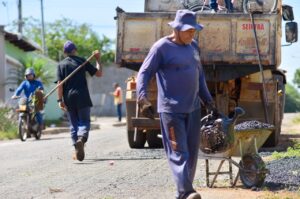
[4,41,61,120]
[88,64,136,116]
[0,27,5,103]
[4,55,22,103]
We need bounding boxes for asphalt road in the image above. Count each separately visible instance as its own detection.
[1,116,298,199]
[0,118,203,199]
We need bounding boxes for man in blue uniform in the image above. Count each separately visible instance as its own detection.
[57,41,102,161]
[12,68,44,128]
[137,10,216,199]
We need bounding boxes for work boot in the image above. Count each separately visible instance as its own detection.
[80,136,87,144]
[186,192,201,199]
[75,139,85,161]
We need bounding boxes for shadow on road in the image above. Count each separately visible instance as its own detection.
[36,136,69,141]
[85,157,164,162]
[259,134,299,152]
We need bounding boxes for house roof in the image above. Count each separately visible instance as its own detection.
[4,31,42,52]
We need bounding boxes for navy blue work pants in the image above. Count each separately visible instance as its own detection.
[117,103,122,122]
[159,108,201,199]
[66,107,91,145]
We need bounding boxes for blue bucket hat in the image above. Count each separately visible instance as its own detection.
[168,9,203,31]
[63,40,77,53]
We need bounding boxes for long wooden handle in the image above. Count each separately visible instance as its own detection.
[44,50,99,100]
[250,13,269,123]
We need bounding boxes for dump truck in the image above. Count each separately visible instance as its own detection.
[115,0,298,148]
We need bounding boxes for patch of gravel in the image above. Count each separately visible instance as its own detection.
[234,120,274,131]
[107,149,166,160]
[264,157,300,191]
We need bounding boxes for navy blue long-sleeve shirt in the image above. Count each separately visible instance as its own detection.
[137,37,213,113]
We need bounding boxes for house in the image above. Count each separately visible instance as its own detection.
[0,25,62,121]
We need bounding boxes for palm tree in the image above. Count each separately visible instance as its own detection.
[20,57,54,86]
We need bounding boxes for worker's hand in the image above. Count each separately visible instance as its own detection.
[206,101,220,118]
[58,101,67,112]
[93,50,101,60]
[138,98,155,119]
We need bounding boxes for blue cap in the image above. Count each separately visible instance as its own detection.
[63,40,77,53]
[168,9,203,31]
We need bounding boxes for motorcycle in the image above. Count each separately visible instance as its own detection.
[15,91,44,141]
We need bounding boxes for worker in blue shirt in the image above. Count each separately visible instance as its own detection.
[137,10,217,199]
[12,68,44,127]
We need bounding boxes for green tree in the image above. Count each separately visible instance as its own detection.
[284,83,300,113]
[293,68,300,88]
[12,17,115,64]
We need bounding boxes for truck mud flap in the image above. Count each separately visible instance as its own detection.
[131,117,161,129]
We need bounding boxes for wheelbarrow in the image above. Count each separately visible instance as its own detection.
[199,108,274,188]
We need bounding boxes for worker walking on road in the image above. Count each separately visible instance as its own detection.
[137,10,217,199]
[111,82,123,122]
[56,40,102,161]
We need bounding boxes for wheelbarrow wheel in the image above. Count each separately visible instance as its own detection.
[239,154,266,188]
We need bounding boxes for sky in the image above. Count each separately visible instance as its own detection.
[0,0,299,86]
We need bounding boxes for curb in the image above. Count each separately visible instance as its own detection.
[43,123,101,135]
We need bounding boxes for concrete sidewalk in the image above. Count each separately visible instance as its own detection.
[43,117,126,135]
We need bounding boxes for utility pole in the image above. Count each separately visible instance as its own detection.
[40,0,47,54]
[17,0,22,34]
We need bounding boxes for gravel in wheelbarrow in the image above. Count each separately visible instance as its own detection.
[234,120,274,131]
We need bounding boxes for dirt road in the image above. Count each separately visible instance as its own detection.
[0,115,299,199]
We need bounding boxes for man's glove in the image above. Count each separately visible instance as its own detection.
[138,98,155,119]
[205,101,220,118]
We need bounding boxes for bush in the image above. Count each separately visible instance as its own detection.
[293,114,300,124]
[271,143,300,159]
[0,107,18,140]
[284,83,300,113]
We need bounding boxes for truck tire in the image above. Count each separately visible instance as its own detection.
[263,73,284,147]
[146,130,163,148]
[263,126,280,147]
[127,130,146,149]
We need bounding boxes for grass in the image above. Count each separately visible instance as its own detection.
[0,107,18,140]
[44,119,62,127]
[271,142,300,160]
[0,130,18,140]
[292,114,300,124]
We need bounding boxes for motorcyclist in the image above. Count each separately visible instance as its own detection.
[11,68,44,130]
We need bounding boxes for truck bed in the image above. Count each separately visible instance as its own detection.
[116,12,281,70]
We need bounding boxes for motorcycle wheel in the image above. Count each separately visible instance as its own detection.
[34,126,42,140]
[18,117,28,142]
